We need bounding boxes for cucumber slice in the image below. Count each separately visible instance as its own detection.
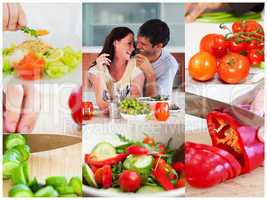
[82,164,97,188]
[13,145,30,161]
[137,185,165,193]
[91,142,117,160]
[34,186,59,197]
[69,176,82,196]
[56,185,75,195]
[45,176,67,188]
[123,155,154,183]
[3,149,22,178]
[11,165,27,185]
[5,134,26,150]
[8,184,33,197]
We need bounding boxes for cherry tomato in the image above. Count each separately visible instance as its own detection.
[126,145,149,155]
[188,51,217,81]
[155,102,169,121]
[200,34,228,57]
[68,86,83,125]
[248,49,264,65]
[94,165,112,188]
[200,34,218,53]
[143,136,155,146]
[119,170,142,192]
[232,20,264,34]
[228,38,248,53]
[218,53,250,84]
[232,21,243,33]
[176,178,186,188]
[14,51,45,80]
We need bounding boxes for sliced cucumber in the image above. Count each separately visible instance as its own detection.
[123,155,154,183]
[69,176,82,196]
[34,186,59,197]
[91,142,117,160]
[82,164,97,188]
[56,185,75,195]
[13,145,30,161]
[8,184,33,197]
[3,148,22,178]
[5,134,26,150]
[45,176,67,188]
[11,165,27,185]
[137,185,165,193]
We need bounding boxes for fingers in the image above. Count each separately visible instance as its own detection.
[185,3,206,23]
[4,85,24,133]
[7,3,19,31]
[17,85,41,133]
[97,54,111,66]
[17,4,27,29]
[3,3,9,31]
[184,3,194,16]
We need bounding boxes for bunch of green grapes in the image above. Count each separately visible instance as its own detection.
[119,98,150,115]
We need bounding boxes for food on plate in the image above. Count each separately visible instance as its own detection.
[218,53,250,84]
[3,134,82,197]
[189,20,264,84]
[83,134,184,193]
[154,102,169,121]
[3,39,81,80]
[185,111,264,188]
[119,98,151,115]
[188,51,217,81]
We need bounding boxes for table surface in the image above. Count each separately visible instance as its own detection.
[185,129,264,197]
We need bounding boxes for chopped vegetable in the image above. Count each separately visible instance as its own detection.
[45,176,67,188]
[69,176,82,196]
[82,164,98,188]
[5,134,26,150]
[119,98,151,115]
[34,186,59,197]
[8,184,33,197]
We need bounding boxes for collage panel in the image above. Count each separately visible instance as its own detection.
[184,2,264,197]
[3,3,83,197]
[82,2,185,197]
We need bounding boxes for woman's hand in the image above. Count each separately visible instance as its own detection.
[96,53,111,70]
[3,3,27,31]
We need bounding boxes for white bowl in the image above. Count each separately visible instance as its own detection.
[120,113,147,121]
[82,123,184,197]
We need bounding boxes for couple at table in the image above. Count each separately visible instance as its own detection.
[88,19,179,110]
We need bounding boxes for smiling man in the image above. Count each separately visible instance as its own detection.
[136,19,179,97]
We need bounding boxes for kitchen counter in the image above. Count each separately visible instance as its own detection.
[185,130,264,197]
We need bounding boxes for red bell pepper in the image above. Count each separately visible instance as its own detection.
[152,158,176,190]
[185,142,240,188]
[126,145,149,155]
[85,153,128,167]
[207,111,264,173]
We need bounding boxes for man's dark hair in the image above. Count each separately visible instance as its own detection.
[138,19,170,47]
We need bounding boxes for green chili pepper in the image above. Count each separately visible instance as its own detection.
[34,186,59,197]
[8,184,33,197]
[45,176,67,188]
[5,134,26,150]
[13,145,30,161]
[56,185,75,195]
[3,148,22,178]
[11,165,27,185]
[68,176,82,196]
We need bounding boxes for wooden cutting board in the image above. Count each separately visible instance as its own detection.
[3,143,82,197]
[185,130,264,197]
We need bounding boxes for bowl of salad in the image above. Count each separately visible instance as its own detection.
[138,95,171,111]
[119,98,152,121]
[82,125,185,197]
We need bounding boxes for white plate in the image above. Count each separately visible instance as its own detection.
[120,113,147,121]
[83,123,184,197]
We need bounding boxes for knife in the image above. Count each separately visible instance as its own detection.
[185,92,264,127]
[3,134,81,153]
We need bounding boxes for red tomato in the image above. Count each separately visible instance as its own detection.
[68,86,83,125]
[228,38,248,53]
[94,165,112,188]
[127,145,149,155]
[14,51,45,80]
[232,21,242,33]
[188,51,217,81]
[119,170,142,192]
[218,53,250,84]
[200,34,218,52]
[232,20,264,34]
[248,49,264,65]
[200,34,228,57]
[155,102,169,121]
